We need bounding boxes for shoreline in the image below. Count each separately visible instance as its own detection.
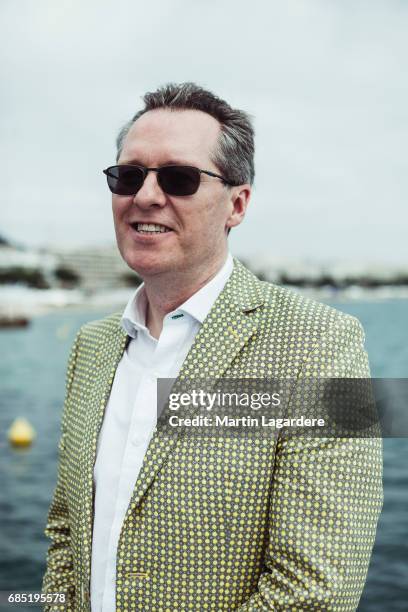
[1,283,408,325]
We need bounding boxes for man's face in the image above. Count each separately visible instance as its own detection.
[112,109,248,279]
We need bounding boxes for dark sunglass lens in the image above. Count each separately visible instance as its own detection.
[106,166,144,195]
[158,166,200,196]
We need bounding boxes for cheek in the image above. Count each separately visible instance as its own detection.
[202,199,230,233]
[185,195,225,227]
[112,197,131,224]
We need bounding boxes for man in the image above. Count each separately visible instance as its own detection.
[42,83,383,611]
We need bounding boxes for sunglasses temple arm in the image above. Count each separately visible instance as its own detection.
[201,170,234,185]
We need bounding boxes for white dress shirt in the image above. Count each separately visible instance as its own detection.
[90,252,234,612]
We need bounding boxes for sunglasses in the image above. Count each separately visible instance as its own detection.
[103,164,234,197]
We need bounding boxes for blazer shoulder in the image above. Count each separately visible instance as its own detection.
[75,311,125,345]
[257,279,365,342]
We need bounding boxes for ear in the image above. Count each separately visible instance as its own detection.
[225,184,251,231]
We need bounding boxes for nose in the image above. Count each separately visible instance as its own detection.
[133,169,167,209]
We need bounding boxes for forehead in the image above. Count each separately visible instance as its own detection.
[119,109,221,166]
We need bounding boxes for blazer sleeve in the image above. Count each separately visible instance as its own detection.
[41,331,81,612]
[237,315,384,611]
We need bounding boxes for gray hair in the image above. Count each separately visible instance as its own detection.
[116,82,255,186]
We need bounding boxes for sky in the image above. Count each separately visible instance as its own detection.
[1,0,407,264]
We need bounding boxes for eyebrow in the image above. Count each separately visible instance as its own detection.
[119,158,201,167]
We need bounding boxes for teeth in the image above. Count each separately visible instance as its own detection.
[136,223,170,233]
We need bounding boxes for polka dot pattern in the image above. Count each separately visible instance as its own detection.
[42,258,383,611]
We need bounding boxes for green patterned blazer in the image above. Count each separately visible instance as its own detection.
[42,258,383,611]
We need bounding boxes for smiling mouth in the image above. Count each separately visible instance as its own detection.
[131,223,172,234]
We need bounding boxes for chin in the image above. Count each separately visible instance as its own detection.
[123,253,171,278]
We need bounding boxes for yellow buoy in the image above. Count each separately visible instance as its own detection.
[8,417,36,447]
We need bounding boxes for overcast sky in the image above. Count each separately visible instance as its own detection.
[1,0,407,264]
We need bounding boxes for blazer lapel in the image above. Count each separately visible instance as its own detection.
[123,258,265,513]
[80,321,129,565]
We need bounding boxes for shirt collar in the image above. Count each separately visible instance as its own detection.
[177,252,234,324]
[121,252,234,338]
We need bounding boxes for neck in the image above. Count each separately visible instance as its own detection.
[144,252,228,339]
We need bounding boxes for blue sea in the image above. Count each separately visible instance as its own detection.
[0,299,407,611]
